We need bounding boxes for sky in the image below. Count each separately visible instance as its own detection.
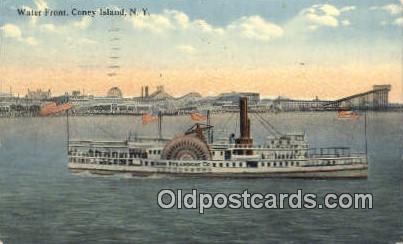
[0,0,402,101]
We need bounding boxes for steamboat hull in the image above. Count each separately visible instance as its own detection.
[68,162,368,179]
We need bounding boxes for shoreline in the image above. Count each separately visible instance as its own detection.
[1,109,403,118]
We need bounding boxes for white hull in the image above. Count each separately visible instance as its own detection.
[68,162,368,179]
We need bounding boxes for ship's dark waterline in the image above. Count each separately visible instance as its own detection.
[0,113,402,243]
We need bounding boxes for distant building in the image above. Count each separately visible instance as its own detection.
[372,85,391,109]
[71,90,81,97]
[271,97,333,111]
[26,89,51,100]
[0,92,12,98]
[148,86,173,100]
[323,84,392,110]
[107,87,123,98]
[216,92,260,105]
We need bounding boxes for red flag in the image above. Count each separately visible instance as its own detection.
[190,112,207,121]
[40,102,73,116]
[337,110,360,120]
[142,113,158,124]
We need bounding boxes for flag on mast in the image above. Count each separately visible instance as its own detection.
[39,102,73,116]
[337,110,360,120]
[142,113,158,124]
[190,112,207,121]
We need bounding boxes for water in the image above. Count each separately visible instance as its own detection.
[0,113,402,243]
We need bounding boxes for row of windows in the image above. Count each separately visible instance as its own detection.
[212,151,224,156]
[71,157,304,168]
[266,144,302,149]
[157,167,210,173]
[71,157,135,166]
[210,161,301,168]
[149,150,162,155]
[261,161,300,167]
[70,152,146,159]
[310,161,337,166]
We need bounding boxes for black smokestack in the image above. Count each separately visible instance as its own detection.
[240,97,249,139]
[235,97,253,151]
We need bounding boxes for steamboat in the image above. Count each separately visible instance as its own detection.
[68,97,368,178]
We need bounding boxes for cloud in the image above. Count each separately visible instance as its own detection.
[295,4,356,31]
[130,10,175,33]
[1,23,38,45]
[340,6,356,13]
[73,16,91,29]
[25,36,38,46]
[371,4,402,15]
[78,38,98,45]
[129,9,281,41]
[193,19,224,34]
[381,4,402,15]
[35,0,48,9]
[341,20,351,26]
[320,4,341,16]
[393,17,403,26]
[1,23,22,39]
[177,44,196,54]
[40,23,57,32]
[227,16,283,41]
[170,10,189,28]
[371,3,403,26]
[21,6,38,25]
[129,9,223,34]
[300,4,340,27]
[21,0,48,25]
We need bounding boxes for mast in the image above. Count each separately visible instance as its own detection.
[66,110,70,152]
[364,109,368,163]
[207,110,213,143]
[158,111,162,139]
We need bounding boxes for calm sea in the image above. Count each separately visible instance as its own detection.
[0,112,402,243]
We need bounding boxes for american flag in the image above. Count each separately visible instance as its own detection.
[39,102,73,116]
[337,110,360,120]
[190,112,207,121]
[142,113,158,124]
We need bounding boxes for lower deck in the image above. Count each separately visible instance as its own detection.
[68,162,368,179]
[68,154,368,178]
